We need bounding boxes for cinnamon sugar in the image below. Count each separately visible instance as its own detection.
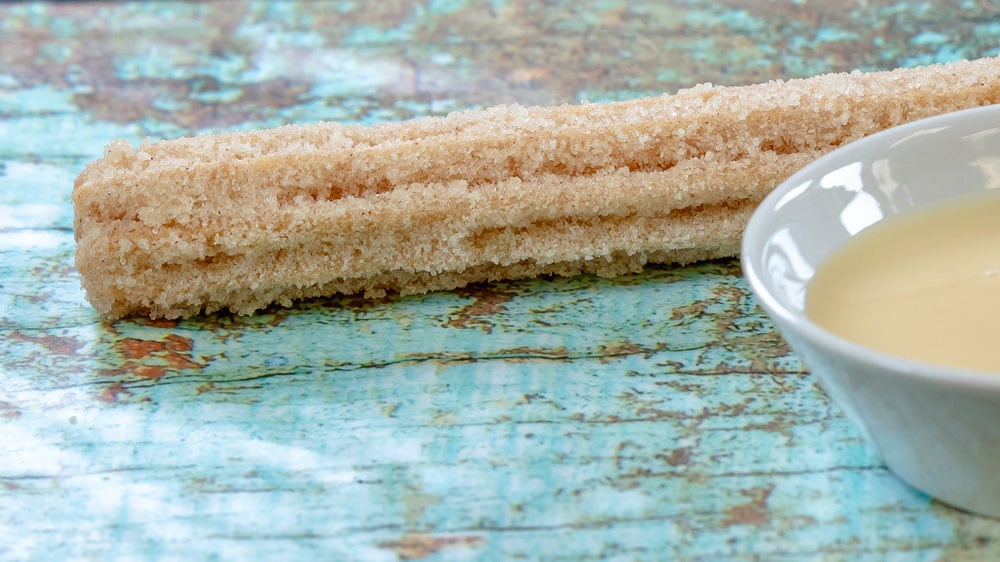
[73,56,1000,318]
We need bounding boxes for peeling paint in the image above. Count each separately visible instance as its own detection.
[378,533,487,560]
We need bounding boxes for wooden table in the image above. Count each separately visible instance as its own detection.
[3,2,1000,560]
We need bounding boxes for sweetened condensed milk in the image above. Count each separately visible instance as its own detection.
[806,192,1000,372]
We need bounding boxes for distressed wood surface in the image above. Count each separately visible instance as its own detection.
[3,1,1000,560]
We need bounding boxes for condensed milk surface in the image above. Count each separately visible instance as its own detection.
[806,191,1000,373]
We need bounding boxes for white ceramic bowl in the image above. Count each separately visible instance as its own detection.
[742,104,1000,518]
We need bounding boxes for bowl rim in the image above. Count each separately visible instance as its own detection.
[741,103,1000,391]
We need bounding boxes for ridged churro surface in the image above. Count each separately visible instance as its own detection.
[73,56,1000,319]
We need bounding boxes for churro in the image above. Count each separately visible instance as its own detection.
[73,56,1000,319]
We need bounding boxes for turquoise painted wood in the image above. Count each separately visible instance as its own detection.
[3,2,1000,560]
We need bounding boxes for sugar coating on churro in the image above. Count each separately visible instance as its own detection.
[73,56,1000,319]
